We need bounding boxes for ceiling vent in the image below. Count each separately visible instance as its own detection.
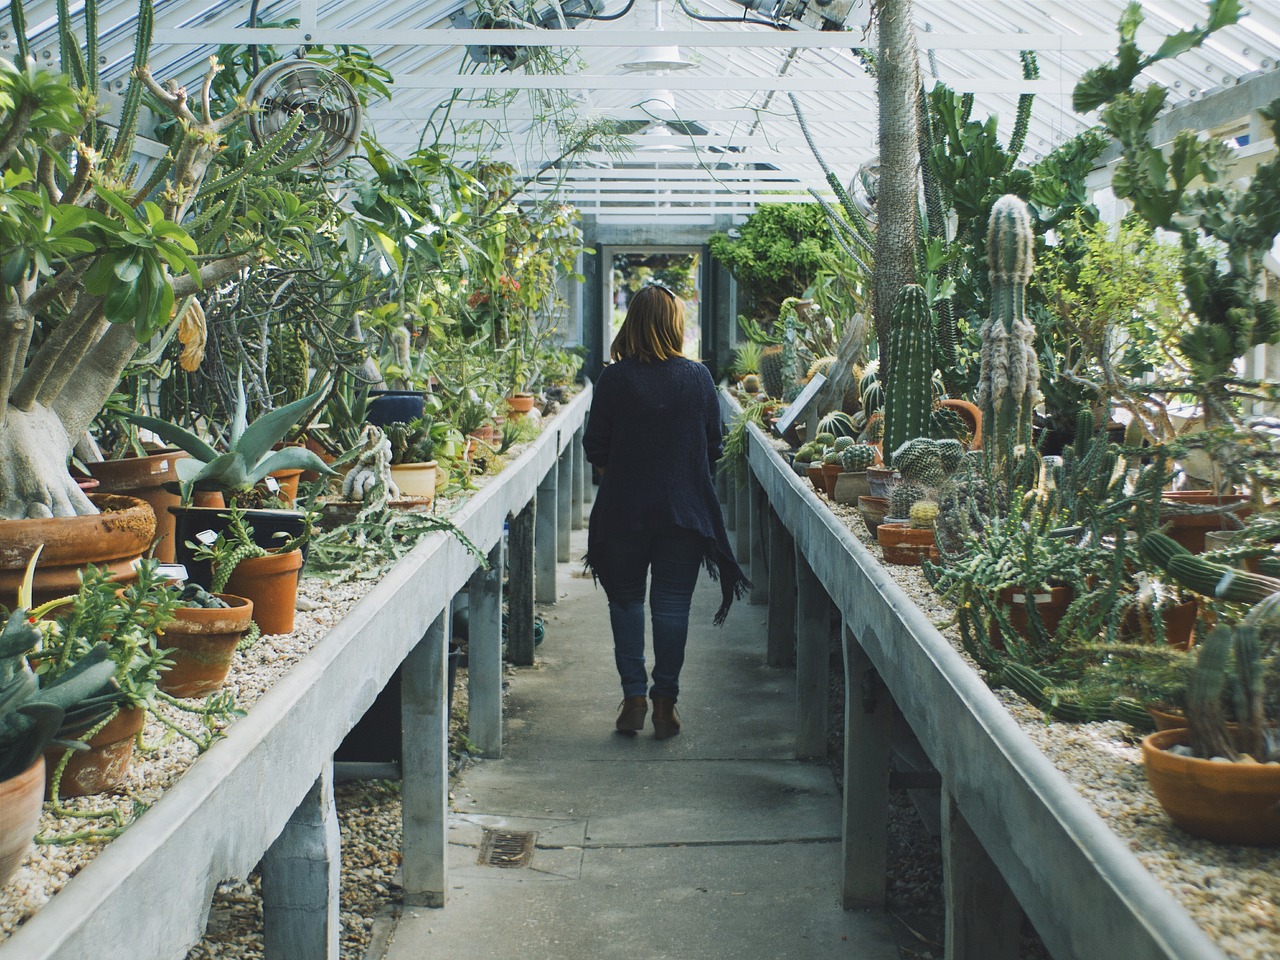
[454,0,605,70]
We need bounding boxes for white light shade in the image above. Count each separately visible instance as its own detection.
[622,45,695,72]
[634,121,690,153]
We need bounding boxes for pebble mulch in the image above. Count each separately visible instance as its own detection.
[815,479,1280,960]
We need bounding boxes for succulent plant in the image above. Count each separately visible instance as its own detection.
[976,195,1040,470]
[909,500,940,529]
[822,450,842,466]
[814,432,836,447]
[890,482,926,519]
[839,443,877,472]
[881,285,936,467]
[742,373,762,394]
[816,410,858,440]
[733,341,764,377]
[833,436,855,453]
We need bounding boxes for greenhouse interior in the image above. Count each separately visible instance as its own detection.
[1,0,1280,957]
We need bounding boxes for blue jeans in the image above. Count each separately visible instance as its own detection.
[603,527,704,702]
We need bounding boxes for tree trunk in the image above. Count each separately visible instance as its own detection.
[873,0,922,358]
[0,404,89,519]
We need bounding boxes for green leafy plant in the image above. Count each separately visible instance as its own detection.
[190,505,313,593]
[126,374,333,504]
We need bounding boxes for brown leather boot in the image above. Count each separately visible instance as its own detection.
[616,696,648,733]
[651,696,681,740]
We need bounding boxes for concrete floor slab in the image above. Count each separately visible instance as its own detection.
[384,526,895,960]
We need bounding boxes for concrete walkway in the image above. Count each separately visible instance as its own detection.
[384,527,897,960]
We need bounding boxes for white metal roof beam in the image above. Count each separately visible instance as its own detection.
[385,75,1066,93]
[371,108,872,123]
[148,27,1116,50]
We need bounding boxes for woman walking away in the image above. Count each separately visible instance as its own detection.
[583,283,749,740]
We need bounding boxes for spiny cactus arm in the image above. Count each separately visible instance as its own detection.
[8,0,30,62]
[56,0,87,90]
[788,92,876,245]
[107,0,154,166]
[806,191,872,273]
[1187,624,1239,760]
[881,285,936,463]
[1006,50,1038,165]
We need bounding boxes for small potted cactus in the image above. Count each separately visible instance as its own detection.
[877,499,941,565]
[834,443,879,505]
[820,436,855,497]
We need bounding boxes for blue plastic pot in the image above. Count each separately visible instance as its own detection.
[365,390,426,426]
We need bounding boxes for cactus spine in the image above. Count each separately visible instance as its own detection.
[881,285,936,466]
[977,195,1040,470]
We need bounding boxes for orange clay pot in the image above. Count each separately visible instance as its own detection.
[157,594,254,698]
[46,705,146,798]
[223,549,304,636]
[0,760,44,888]
[86,451,187,563]
[876,522,939,566]
[989,584,1074,649]
[1159,492,1251,554]
[857,496,890,536]
[1142,727,1280,846]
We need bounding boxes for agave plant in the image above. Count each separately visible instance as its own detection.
[0,554,120,782]
[125,374,333,503]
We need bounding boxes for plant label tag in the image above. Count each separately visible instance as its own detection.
[196,529,219,545]
[157,563,188,582]
[264,476,280,492]
[151,459,169,474]
[1011,593,1052,605]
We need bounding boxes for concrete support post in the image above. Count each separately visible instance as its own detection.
[557,445,573,563]
[841,621,892,910]
[468,539,505,758]
[571,427,585,531]
[261,763,340,960]
[581,421,595,507]
[943,790,1024,960]
[766,509,796,667]
[508,501,536,667]
[716,463,729,505]
[734,479,751,565]
[725,473,737,530]
[535,469,558,604]
[794,549,830,759]
[401,612,449,907]
[748,473,768,605]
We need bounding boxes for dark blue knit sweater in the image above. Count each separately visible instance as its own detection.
[582,357,749,624]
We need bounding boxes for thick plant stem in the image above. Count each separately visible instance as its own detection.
[873,0,922,358]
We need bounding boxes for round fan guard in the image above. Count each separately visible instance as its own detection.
[246,59,363,171]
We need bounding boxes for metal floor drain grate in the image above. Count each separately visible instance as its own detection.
[478,829,537,868]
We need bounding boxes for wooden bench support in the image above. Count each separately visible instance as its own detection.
[841,622,891,910]
[507,501,536,667]
[943,789,1024,960]
[261,763,340,960]
[557,445,573,563]
[766,508,796,667]
[795,548,830,758]
[535,470,558,604]
[401,612,449,907]
[468,539,505,757]
[748,473,768,605]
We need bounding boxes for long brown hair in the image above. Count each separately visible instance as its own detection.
[610,285,685,362]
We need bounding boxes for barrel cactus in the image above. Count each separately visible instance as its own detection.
[881,285,937,466]
[890,482,926,519]
[909,500,940,529]
[976,195,1040,469]
[839,443,877,472]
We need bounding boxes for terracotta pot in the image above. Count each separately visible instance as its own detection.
[989,584,1074,648]
[266,468,303,506]
[1203,529,1264,573]
[506,393,536,417]
[939,398,983,450]
[806,463,825,494]
[866,466,895,499]
[0,494,156,610]
[876,522,939,565]
[1142,727,1280,846]
[390,461,437,503]
[833,471,871,506]
[158,594,254,698]
[857,496,890,536]
[170,505,309,590]
[821,462,841,498]
[86,451,187,563]
[223,549,304,636]
[1159,492,1251,554]
[1146,705,1188,731]
[0,759,44,888]
[46,704,146,798]
[1121,597,1198,651]
[192,490,225,508]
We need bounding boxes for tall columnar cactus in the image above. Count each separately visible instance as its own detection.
[977,195,1040,470]
[881,285,936,466]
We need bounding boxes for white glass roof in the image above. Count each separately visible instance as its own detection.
[6,0,1280,221]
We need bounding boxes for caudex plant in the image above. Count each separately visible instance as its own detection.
[0,0,313,519]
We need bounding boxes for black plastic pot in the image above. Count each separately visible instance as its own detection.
[170,505,310,588]
[365,390,426,427]
[335,645,464,766]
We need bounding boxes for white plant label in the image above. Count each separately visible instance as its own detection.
[196,529,219,545]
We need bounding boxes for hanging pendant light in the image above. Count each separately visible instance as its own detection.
[622,0,694,72]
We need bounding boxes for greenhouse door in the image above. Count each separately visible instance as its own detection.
[605,248,704,361]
